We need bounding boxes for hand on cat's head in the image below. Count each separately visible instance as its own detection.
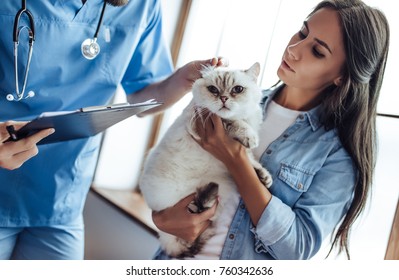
[209,57,229,68]
[177,57,229,90]
[190,57,229,78]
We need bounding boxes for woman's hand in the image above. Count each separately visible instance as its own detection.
[193,110,246,169]
[152,193,218,242]
[0,121,55,170]
[193,111,273,225]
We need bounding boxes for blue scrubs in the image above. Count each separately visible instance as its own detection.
[0,0,173,258]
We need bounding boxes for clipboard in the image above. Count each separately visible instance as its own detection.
[4,100,162,145]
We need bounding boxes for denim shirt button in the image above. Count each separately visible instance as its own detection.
[298,114,305,120]
[266,149,272,155]
[298,183,303,190]
[240,204,245,209]
[229,234,235,240]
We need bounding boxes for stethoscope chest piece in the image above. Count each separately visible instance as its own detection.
[81,38,100,60]
[80,1,109,60]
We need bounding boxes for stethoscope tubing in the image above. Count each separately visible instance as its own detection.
[13,30,34,101]
[94,1,107,40]
[81,1,107,60]
[13,0,35,43]
[11,0,35,101]
[7,0,124,101]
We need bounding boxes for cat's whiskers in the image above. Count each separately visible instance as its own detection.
[202,111,214,125]
[190,106,209,131]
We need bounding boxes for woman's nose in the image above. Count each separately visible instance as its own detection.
[287,42,301,60]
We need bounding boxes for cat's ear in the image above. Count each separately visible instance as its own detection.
[245,62,261,80]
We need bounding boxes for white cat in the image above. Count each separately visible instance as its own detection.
[139,62,272,258]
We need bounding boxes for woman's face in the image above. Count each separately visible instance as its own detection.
[277,8,346,93]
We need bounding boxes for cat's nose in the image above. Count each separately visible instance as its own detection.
[220,96,229,103]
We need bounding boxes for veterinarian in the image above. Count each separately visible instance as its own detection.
[152,0,390,260]
[0,0,222,259]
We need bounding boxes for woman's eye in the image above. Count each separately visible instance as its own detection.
[312,48,325,58]
[232,85,244,94]
[207,85,219,95]
[298,25,308,40]
[298,30,306,39]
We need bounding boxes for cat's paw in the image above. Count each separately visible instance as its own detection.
[256,167,273,188]
[224,120,259,149]
[188,182,219,213]
[234,134,258,149]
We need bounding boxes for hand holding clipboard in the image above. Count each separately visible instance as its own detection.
[3,99,162,145]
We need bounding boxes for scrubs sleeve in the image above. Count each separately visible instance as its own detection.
[121,0,174,94]
[250,147,356,259]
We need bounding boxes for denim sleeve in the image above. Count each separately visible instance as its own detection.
[251,147,356,260]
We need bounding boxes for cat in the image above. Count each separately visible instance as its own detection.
[139,62,272,258]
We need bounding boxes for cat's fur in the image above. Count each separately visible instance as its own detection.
[139,62,272,258]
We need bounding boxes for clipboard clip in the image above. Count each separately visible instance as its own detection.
[6,125,18,141]
[80,102,130,112]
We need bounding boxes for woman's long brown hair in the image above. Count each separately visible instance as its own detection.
[310,0,390,258]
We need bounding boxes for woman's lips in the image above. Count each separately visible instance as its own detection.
[281,59,295,72]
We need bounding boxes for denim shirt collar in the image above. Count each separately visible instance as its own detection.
[260,84,322,131]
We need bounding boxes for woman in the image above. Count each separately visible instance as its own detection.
[152,0,390,259]
[0,0,222,259]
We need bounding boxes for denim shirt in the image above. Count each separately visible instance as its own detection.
[155,86,356,260]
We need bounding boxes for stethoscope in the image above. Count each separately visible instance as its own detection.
[6,0,117,102]
[6,0,35,102]
[81,1,108,60]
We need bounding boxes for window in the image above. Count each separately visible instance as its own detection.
[162,0,398,134]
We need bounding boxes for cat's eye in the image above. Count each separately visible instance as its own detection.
[232,85,244,94]
[207,85,219,95]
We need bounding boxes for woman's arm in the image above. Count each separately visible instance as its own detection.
[193,112,272,225]
[151,109,271,242]
[194,112,356,259]
[152,192,218,242]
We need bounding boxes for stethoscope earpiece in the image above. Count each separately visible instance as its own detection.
[81,38,100,60]
[6,94,15,101]
[6,90,35,102]
[26,90,35,98]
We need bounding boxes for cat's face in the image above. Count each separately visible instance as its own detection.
[192,63,262,119]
